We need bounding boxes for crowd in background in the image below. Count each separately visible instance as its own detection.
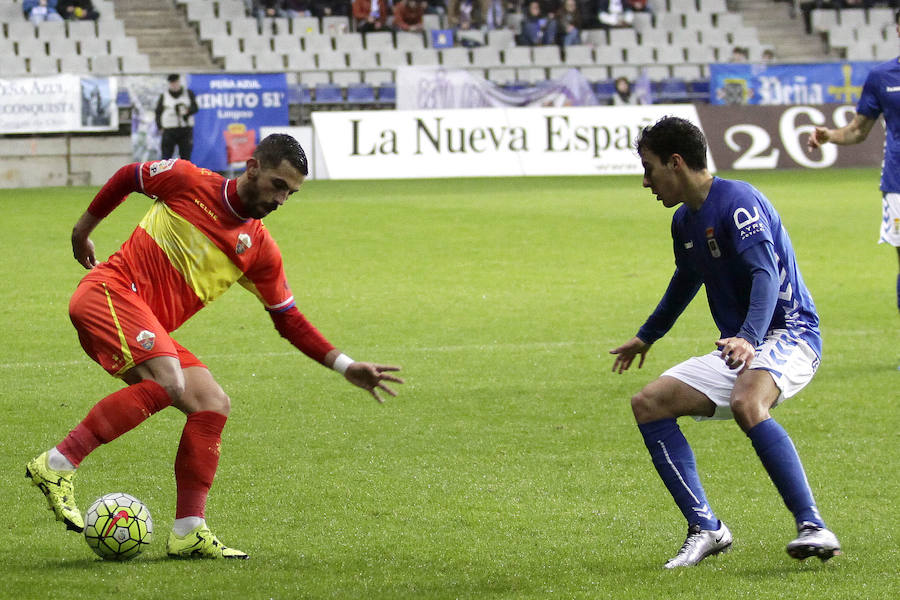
[22,0,100,24]
[245,0,652,47]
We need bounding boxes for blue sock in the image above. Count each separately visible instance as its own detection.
[638,418,718,530]
[895,273,899,311]
[747,418,825,530]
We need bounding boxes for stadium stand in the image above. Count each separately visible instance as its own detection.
[4,0,889,121]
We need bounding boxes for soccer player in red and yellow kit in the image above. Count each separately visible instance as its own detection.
[26,134,403,559]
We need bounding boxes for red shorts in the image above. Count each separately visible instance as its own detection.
[69,278,205,377]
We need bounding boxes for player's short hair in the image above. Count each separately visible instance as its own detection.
[254,133,309,176]
[636,116,708,171]
[895,9,900,25]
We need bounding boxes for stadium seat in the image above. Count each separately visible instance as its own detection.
[441,48,471,67]
[395,31,426,50]
[254,52,286,71]
[334,34,365,52]
[67,20,97,38]
[377,82,397,102]
[365,31,394,51]
[687,79,711,102]
[654,78,688,103]
[291,16,320,35]
[346,83,376,104]
[314,83,344,104]
[409,50,440,66]
[363,69,393,85]
[332,70,362,85]
[592,79,616,103]
[321,15,350,35]
[486,29,514,47]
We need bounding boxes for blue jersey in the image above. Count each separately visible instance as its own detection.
[856,58,900,193]
[638,178,822,357]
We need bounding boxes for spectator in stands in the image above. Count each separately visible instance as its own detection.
[312,0,350,19]
[557,0,582,46]
[155,74,199,162]
[626,0,649,13]
[448,0,483,34]
[353,0,391,32]
[394,0,426,31]
[519,0,557,45]
[282,0,313,17]
[762,48,776,63]
[729,46,749,62]
[610,76,637,105]
[483,0,508,31]
[597,0,633,28]
[23,0,65,24]
[255,0,287,21]
[58,0,99,20]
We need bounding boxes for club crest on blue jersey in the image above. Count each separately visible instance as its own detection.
[236,233,252,255]
[705,227,721,258]
[136,330,156,350]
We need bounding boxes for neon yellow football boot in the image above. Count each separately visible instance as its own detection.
[166,524,249,559]
[25,451,84,533]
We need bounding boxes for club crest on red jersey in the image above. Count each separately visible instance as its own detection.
[148,159,176,177]
[236,233,252,255]
[136,330,156,350]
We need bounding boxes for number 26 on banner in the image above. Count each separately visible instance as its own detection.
[723,106,857,169]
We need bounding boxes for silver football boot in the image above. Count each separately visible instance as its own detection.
[664,521,733,568]
[786,524,841,561]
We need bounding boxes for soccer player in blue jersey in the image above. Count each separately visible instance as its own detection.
[808,11,900,369]
[611,116,840,568]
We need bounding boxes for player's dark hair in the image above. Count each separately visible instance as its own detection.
[635,116,708,171]
[896,9,900,25]
[254,133,309,176]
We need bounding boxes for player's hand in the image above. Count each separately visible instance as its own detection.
[715,336,755,374]
[72,233,98,269]
[610,337,651,374]
[807,126,829,151]
[344,362,404,404]
[72,211,101,269]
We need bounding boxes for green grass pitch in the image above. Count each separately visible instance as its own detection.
[0,168,896,599]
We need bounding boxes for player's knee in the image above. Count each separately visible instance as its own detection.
[631,388,658,423]
[186,387,231,416]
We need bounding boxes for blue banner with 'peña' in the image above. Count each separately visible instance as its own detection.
[709,61,880,106]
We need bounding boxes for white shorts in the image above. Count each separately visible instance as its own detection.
[661,329,820,421]
[880,193,900,247]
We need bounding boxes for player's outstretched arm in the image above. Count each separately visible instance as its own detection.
[71,211,101,269]
[808,113,876,150]
[609,337,652,374]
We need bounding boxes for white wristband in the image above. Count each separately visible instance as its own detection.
[332,353,354,375]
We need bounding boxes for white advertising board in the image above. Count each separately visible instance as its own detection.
[311,104,711,179]
[0,75,118,134]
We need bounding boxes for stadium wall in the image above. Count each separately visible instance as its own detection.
[0,135,130,188]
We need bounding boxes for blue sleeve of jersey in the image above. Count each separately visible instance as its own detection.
[736,242,779,346]
[637,267,702,344]
[856,68,882,120]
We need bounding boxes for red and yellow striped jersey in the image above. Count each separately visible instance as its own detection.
[84,159,295,333]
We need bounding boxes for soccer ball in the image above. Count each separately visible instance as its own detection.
[83,493,153,561]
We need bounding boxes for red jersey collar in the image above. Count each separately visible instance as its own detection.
[222,178,250,221]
